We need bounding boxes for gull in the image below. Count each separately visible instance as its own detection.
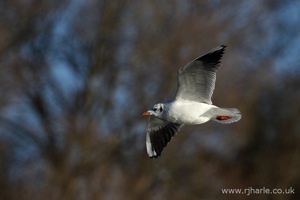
[142,45,241,158]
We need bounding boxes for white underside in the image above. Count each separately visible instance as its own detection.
[164,99,217,125]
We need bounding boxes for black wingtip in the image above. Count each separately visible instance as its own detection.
[150,155,159,159]
[196,45,226,65]
[147,122,182,159]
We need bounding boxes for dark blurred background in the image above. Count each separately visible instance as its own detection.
[0,1,300,200]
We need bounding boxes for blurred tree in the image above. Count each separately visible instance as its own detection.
[0,0,300,200]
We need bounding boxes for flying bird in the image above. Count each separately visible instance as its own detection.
[142,45,241,158]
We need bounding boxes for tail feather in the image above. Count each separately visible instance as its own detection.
[211,108,241,124]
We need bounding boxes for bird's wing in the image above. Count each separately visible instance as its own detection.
[175,45,226,104]
[146,116,182,158]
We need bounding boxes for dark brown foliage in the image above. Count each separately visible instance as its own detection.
[0,1,300,200]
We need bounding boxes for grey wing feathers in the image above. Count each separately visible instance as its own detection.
[146,117,182,158]
[175,45,226,104]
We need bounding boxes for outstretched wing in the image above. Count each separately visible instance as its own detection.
[175,45,226,104]
[146,116,182,158]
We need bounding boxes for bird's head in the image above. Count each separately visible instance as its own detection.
[142,103,164,117]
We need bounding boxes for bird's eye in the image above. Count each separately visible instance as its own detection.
[153,108,157,112]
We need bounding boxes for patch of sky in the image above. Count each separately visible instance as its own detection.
[113,80,129,109]
[273,36,300,76]
[46,0,90,98]
[258,7,298,76]
[48,60,83,96]
[0,96,43,137]
[218,1,254,35]
[52,0,85,37]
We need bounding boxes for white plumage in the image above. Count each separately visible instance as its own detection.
[142,45,241,158]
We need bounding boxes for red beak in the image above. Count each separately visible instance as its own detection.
[141,111,151,116]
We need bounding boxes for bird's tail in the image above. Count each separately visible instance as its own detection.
[211,108,241,124]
